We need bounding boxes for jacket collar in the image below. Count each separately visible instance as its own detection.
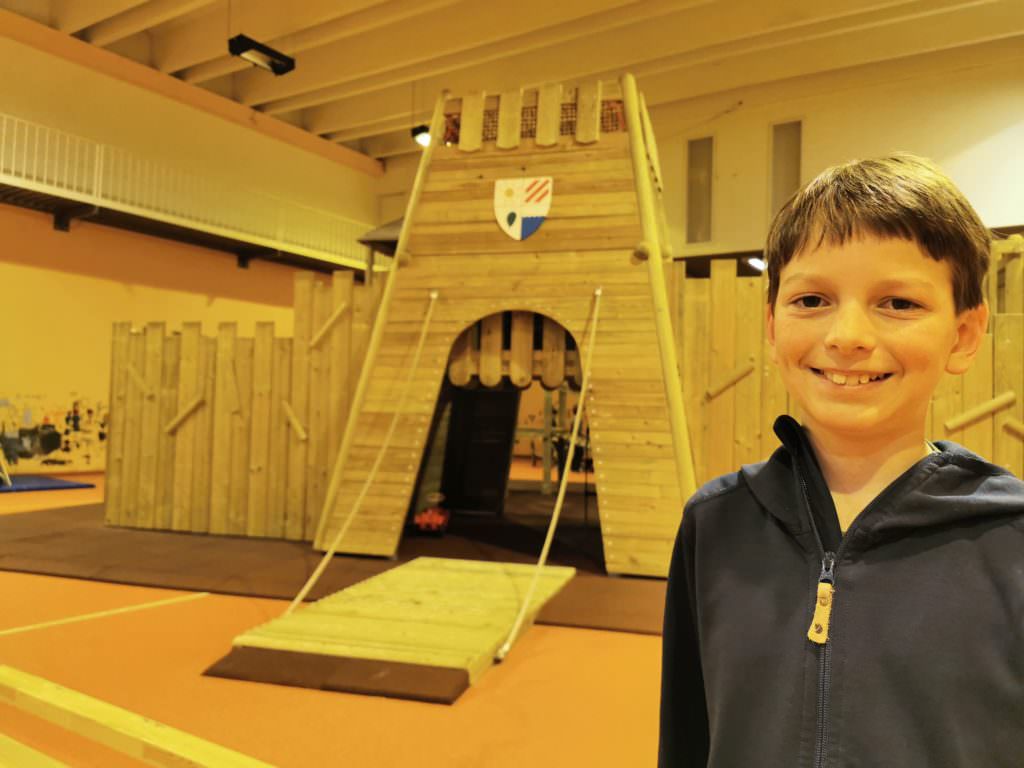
[740,414,1024,553]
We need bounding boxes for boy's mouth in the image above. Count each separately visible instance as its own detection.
[809,368,894,387]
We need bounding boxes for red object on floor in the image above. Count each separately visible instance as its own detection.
[413,506,450,533]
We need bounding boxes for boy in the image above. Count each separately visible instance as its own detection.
[659,154,1024,767]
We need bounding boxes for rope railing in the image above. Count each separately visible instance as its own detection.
[495,287,603,662]
[284,289,440,615]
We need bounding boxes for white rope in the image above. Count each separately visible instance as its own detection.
[496,287,603,661]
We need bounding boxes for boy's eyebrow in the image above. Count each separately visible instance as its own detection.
[780,272,936,291]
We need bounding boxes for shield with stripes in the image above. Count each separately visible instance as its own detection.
[493,177,553,240]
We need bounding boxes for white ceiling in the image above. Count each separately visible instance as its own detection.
[3,0,1023,161]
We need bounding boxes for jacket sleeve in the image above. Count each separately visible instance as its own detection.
[658,502,710,767]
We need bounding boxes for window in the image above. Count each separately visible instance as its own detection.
[686,136,713,243]
[770,121,802,216]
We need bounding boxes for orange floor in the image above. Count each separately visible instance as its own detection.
[0,471,660,767]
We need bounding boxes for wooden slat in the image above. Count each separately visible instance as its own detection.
[209,323,237,535]
[266,337,292,539]
[329,273,354,472]
[0,732,67,767]
[229,338,254,536]
[448,326,473,386]
[305,281,332,540]
[961,333,994,461]
[458,91,485,152]
[286,273,314,540]
[707,260,736,480]
[575,81,602,144]
[509,312,533,388]
[247,323,274,538]
[541,318,565,389]
[0,666,274,768]
[993,314,1023,478]
[535,83,562,147]
[496,88,523,150]
[479,313,503,387]
[190,335,216,533]
[136,322,164,529]
[104,322,131,526]
[171,323,201,531]
[734,277,762,466]
[154,333,180,530]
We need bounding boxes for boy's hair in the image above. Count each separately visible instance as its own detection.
[764,153,990,315]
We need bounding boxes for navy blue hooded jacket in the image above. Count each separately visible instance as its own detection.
[659,414,1024,767]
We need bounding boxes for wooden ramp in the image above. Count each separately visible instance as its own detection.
[228,558,575,698]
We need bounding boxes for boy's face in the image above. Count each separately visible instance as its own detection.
[766,235,988,443]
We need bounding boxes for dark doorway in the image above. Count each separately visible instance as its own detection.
[441,382,521,515]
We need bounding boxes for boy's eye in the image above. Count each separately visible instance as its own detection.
[790,296,921,311]
[882,297,921,311]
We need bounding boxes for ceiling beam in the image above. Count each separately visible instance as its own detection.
[180,0,462,85]
[236,0,649,108]
[51,0,149,34]
[299,0,913,136]
[149,0,381,75]
[82,0,216,47]
[0,10,383,177]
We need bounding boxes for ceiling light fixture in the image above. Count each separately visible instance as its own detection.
[228,34,295,76]
[411,125,431,147]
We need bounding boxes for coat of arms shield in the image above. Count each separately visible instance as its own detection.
[493,177,553,240]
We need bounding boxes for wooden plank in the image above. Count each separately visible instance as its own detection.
[708,261,736,480]
[734,277,762,466]
[266,337,292,539]
[329,273,354,473]
[458,90,485,153]
[993,314,1023,478]
[575,81,602,144]
[247,323,274,538]
[104,322,131,526]
[509,312,533,388]
[229,337,254,536]
[479,313,503,387]
[448,326,474,386]
[407,216,640,255]
[209,323,237,535]
[535,83,562,147]
[760,274,787,460]
[541,317,565,389]
[154,332,180,530]
[496,88,523,150]
[962,333,994,461]
[135,322,164,529]
[0,666,274,768]
[286,273,314,541]
[171,323,201,532]
[305,281,332,540]
[190,335,216,533]
[0,732,67,767]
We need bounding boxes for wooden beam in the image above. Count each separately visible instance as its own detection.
[0,733,66,768]
[0,10,383,178]
[82,0,215,47]
[0,665,274,767]
[51,0,148,34]
[240,0,644,109]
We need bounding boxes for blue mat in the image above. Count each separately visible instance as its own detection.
[0,475,96,493]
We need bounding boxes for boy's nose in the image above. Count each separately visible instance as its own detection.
[823,303,877,353]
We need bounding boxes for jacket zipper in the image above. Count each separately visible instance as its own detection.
[796,472,849,768]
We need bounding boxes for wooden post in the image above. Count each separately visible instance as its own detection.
[621,72,697,501]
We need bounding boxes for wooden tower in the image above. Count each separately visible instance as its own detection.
[313,75,696,577]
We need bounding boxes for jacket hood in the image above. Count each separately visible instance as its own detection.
[740,414,1024,550]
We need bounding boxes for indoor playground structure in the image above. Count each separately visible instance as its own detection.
[97,76,1024,704]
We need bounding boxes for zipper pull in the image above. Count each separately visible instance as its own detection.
[807,552,836,645]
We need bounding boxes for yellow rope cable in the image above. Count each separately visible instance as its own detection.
[496,287,603,661]
[285,290,440,615]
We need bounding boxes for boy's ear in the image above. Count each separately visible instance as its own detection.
[945,300,990,375]
[765,302,777,363]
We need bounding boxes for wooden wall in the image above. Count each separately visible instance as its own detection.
[104,271,382,540]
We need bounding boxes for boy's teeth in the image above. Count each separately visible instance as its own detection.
[821,370,880,386]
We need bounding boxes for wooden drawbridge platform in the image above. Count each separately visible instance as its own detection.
[227,558,575,700]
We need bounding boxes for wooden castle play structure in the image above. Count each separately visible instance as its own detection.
[101,75,1024,696]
